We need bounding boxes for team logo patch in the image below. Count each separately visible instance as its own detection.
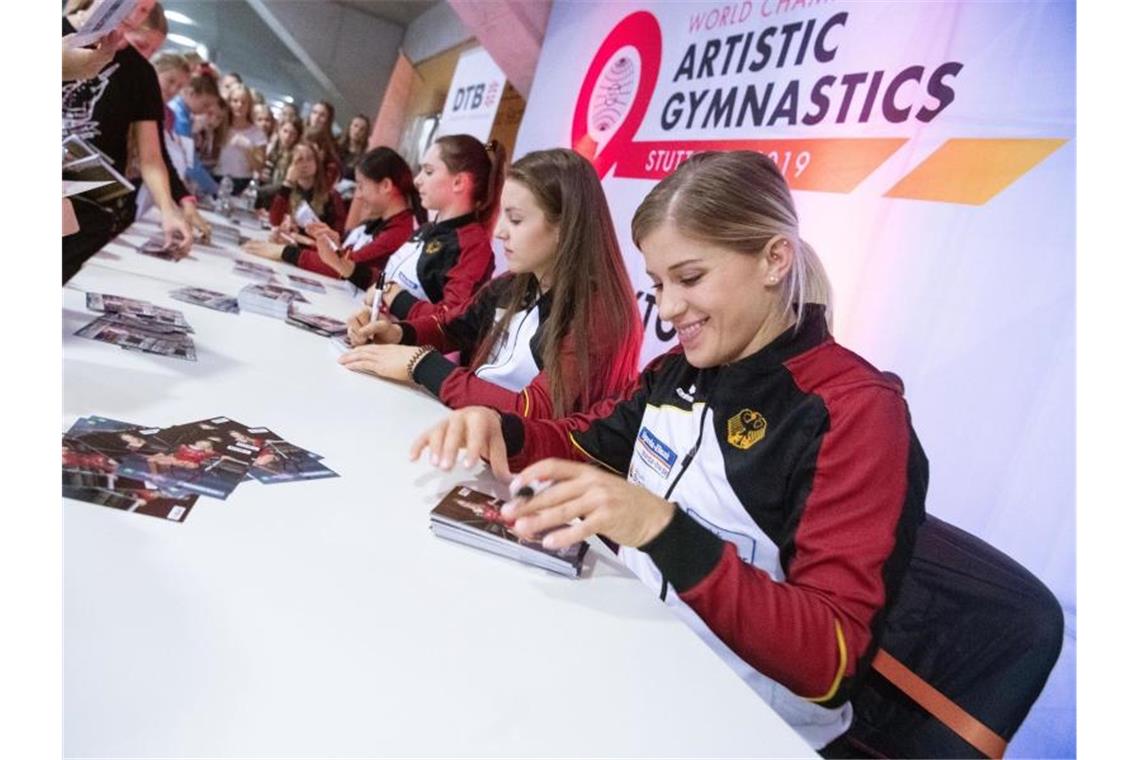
[424,240,443,255]
[727,409,767,450]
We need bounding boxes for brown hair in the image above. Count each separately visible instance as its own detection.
[186,72,220,98]
[433,134,507,230]
[472,148,643,415]
[630,150,832,332]
[138,2,168,34]
[288,141,332,218]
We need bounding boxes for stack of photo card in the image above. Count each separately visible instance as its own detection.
[211,223,246,247]
[62,416,339,520]
[238,283,308,318]
[76,292,196,361]
[286,309,348,337]
[170,286,239,314]
[287,273,327,294]
[233,260,276,282]
[429,486,589,578]
[137,234,189,262]
[63,417,198,522]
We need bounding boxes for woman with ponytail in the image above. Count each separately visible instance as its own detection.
[244,146,421,286]
[351,134,503,322]
[338,148,643,419]
[410,151,929,752]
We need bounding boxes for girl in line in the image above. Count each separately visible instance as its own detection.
[246,147,424,286]
[410,151,928,751]
[213,83,266,193]
[338,148,643,419]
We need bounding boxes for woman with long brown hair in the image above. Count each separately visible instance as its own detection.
[338,148,643,419]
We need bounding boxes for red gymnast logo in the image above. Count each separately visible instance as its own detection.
[571,11,662,179]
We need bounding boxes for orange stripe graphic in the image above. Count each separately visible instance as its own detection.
[885,138,1067,205]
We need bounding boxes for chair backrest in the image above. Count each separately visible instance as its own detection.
[843,515,1063,758]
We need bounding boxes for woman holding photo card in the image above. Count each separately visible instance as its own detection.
[409,151,929,751]
[246,148,424,287]
[338,148,643,419]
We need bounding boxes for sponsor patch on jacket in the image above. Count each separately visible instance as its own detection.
[424,239,443,255]
[727,409,767,450]
[634,426,677,479]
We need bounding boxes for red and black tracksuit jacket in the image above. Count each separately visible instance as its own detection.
[280,209,416,288]
[386,211,494,322]
[498,303,928,746]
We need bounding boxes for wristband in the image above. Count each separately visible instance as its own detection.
[406,346,437,383]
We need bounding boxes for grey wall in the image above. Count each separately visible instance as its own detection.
[401,1,470,64]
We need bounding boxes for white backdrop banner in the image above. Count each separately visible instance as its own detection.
[437,47,508,142]
[513,1,1074,755]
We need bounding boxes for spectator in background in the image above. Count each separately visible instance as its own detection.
[278,101,299,124]
[308,100,335,135]
[304,125,342,191]
[264,140,346,232]
[171,72,222,196]
[253,103,276,141]
[221,71,242,97]
[338,114,371,179]
[140,50,211,239]
[194,93,227,180]
[214,83,266,193]
[261,116,303,188]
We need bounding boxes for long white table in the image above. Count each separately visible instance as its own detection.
[63,210,818,758]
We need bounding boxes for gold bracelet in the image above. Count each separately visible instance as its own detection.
[406,346,436,382]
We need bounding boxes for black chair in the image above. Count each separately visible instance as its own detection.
[834,515,1064,758]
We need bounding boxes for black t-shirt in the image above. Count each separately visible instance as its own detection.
[62,17,164,174]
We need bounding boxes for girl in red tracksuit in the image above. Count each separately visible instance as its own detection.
[276,147,425,287]
[338,148,643,419]
[410,151,929,752]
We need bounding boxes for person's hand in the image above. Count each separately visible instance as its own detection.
[382,281,405,308]
[181,200,211,244]
[305,221,339,246]
[362,284,379,308]
[337,344,420,382]
[241,240,285,260]
[284,163,299,186]
[409,406,511,481]
[280,214,298,235]
[346,307,401,346]
[160,207,193,256]
[62,30,122,81]
[312,232,351,282]
[502,460,676,551]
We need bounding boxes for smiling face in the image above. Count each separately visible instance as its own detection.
[494,179,559,283]
[641,221,783,368]
[354,170,391,215]
[413,143,458,212]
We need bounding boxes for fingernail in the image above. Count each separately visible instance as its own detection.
[441,457,452,469]
[508,475,522,494]
[430,454,439,466]
[542,535,555,549]
[501,500,516,517]
[464,457,475,468]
